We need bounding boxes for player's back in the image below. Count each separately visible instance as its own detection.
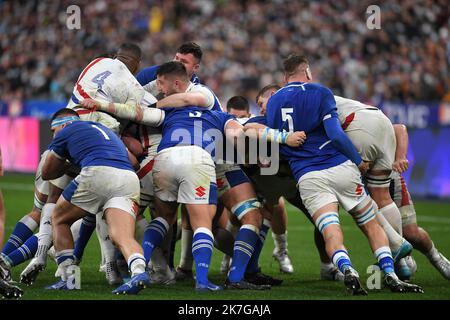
[334,95,378,124]
[158,107,233,153]
[49,121,133,171]
[266,82,347,180]
[67,58,145,108]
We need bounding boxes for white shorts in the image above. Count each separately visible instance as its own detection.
[62,166,140,218]
[137,155,155,213]
[298,160,369,216]
[390,171,417,226]
[152,146,217,204]
[34,150,72,210]
[345,109,396,172]
[215,163,250,198]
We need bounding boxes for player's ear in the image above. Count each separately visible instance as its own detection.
[193,63,199,73]
[306,66,312,81]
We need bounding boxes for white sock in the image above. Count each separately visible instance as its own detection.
[273,231,288,252]
[135,217,149,243]
[71,218,83,244]
[225,220,239,237]
[96,217,116,265]
[35,203,55,264]
[379,202,403,235]
[20,215,39,232]
[128,253,146,277]
[376,211,403,252]
[179,228,193,270]
[426,242,441,261]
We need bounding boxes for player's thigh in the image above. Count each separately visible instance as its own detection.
[52,196,88,226]
[298,169,339,217]
[216,164,250,199]
[104,208,136,242]
[185,204,216,231]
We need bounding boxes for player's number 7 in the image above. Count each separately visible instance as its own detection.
[281,108,294,132]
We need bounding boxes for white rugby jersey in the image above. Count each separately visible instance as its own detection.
[67,57,147,109]
[334,95,378,127]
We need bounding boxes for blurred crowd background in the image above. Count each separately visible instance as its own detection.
[0,0,449,108]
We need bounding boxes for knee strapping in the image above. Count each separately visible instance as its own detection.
[353,202,377,226]
[231,198,261,220]
[366,173,392,188]
[315,212,340,233]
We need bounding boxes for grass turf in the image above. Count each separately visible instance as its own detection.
[1,173,450,300]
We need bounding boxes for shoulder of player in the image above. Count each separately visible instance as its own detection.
[136,65,160,84]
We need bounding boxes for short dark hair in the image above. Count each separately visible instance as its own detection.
[118,43,142,60]
[283,54,309,76]
[50,108,79,122]
[177,42,203,62]
[226,96,249,112]
[256,84,281,103]
[156,61,189,80]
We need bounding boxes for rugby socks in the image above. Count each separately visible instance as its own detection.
[142,217,169,264]
[192,228,214,285]
[2,235,38,267]
[35,203,56,265]
[374,246,395,274]
[73,215,96,262]
[379,202,403,235]
[273,231,288,253]
[128,253,146,277]
[246,219,271,274]
[179,228,194,270]
[331,249,353,274]
[376,212,403,252]
[2,215,38,255]
[228,224,259,283]
[96,217,116,267]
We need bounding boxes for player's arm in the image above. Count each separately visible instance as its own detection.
[41,152,69,180]
[392,124,409,173]
[323,112,368,172]
[80,99,165,127]
[243,122,306,147]
[156,92,211,109]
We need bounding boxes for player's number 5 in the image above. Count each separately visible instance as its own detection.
[92,124,110,140]
[281,108,294,132]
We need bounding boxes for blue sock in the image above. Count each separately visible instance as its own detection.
[192,228,214,285]
[246,219,270,274]
[2,216,38,255]
[5,235,38,267]
[374,246,395,274]
[56,249,75,266]
[73,215,96,261]
[228,224,259,283]
[331,249,353,273]
[142,217,169,264]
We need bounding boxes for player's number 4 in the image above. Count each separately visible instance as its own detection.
[281,108,294,132]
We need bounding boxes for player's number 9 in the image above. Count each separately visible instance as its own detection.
[281,108,294,132]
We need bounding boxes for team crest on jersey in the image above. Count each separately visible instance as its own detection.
[195,186,207,199]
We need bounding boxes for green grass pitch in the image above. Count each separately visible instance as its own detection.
[1,174,450,300]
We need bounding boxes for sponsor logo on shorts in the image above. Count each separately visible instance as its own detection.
[195,186,206,199]
[355,184,363,196]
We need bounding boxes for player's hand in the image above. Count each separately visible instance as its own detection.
[358,161,370,175]
[392,158,409,173]
[80,99,100,110]
[286,131,306,147]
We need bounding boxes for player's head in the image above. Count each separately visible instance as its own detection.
[50,108,80,137]
[116,43,142,75]
[156,61,190,96]
[173,42,202,78]
[256,84,281,115]
[283,54,312,84]
[226,96,250,118]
